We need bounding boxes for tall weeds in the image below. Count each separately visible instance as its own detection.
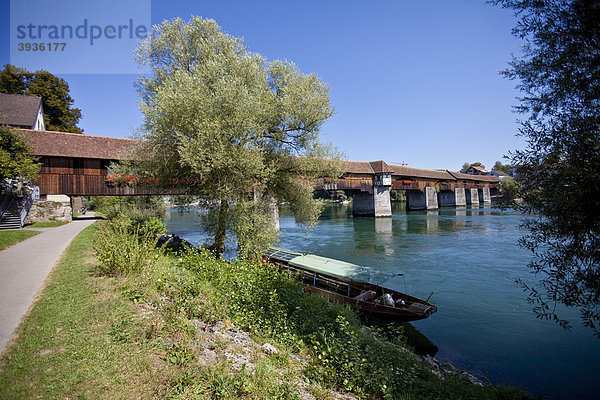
[93,218,162,275]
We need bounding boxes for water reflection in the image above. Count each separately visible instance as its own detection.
[318,202,352,220]
[468,204,493,216]
[375,217,392,234]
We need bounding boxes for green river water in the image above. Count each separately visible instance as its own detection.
[165,203,600,399]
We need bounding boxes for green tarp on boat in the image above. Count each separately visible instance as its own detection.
[266,247,371,281]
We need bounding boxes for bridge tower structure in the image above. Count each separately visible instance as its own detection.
[352,161,393,217]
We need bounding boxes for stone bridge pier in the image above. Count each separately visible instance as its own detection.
[437,188,467,207]
[353,186,392,217]
[254,187,280,231]
[479,187,491,203]
[406,187,439,210]
[465,188,479,205]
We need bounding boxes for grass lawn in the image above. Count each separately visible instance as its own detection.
[0,230,41,250]
[0,225,173,399]
[25,221,69,228]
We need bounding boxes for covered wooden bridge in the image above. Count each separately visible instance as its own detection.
[22,129,499,214]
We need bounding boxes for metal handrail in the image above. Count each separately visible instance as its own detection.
[19,186,40,227]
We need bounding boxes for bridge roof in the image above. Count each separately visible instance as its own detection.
[21,129,500,184]
[447,171,499,183]
[343,160,498,183]
[345,160,376,174]
[369,160,395,174]
[345,160,396,175]
[388,164,455,180]
[22,129,139,160]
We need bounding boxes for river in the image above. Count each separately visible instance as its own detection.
[165,202,600,399]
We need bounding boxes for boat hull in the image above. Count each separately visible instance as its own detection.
[263,248,437,323]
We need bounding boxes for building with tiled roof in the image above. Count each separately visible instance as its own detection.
[0,93,45,130]
[488,170,510,179]
[19,129,141,196]
[465,165,488,175]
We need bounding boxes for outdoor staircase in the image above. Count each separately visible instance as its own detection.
[0,184,40,230]
[0,208,22,229]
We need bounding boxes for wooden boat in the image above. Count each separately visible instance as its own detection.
[263,247,437,323]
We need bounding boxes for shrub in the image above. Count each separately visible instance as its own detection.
[140,216,167,237]
[93,219,162,275]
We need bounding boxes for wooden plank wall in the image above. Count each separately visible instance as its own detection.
[36,174,184,196]
[36,156,183,196]
[39,157,106,176]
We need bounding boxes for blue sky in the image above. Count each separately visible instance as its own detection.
[1,0,524,171]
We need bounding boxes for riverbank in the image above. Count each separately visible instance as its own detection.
[0,218,529,399]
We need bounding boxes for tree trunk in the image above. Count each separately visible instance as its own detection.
[212,197,228,256]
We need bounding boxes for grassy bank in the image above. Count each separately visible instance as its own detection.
[0,229,40,250]
[0,220,531,399]
[25,221,69,228]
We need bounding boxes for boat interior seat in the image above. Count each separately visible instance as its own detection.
[352,290,376,302]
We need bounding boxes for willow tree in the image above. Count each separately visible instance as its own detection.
[132,17,343,256]
[494,0,600,335]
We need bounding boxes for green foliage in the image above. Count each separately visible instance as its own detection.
[176,248,308,346]
[307,316,415,398]
[498,176,521,203]
[232,196,280,258]
[1,221,529,399]
[0,125,40,182]
[88,195,166,224]
[130,16,344,256]
[140,216,168,237]
[493,0,600,335]
[0,64,82,133]
[492,161,511,173]
[314,190,348,202]
[170,194,198,208]
[331,190,347,202]
[0,64,28,93]
[25,221,68,228]
[390,189,406,202]
[93,217,163,275]
[160,247,527,399]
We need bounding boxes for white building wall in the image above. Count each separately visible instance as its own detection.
[32,104,45,130]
